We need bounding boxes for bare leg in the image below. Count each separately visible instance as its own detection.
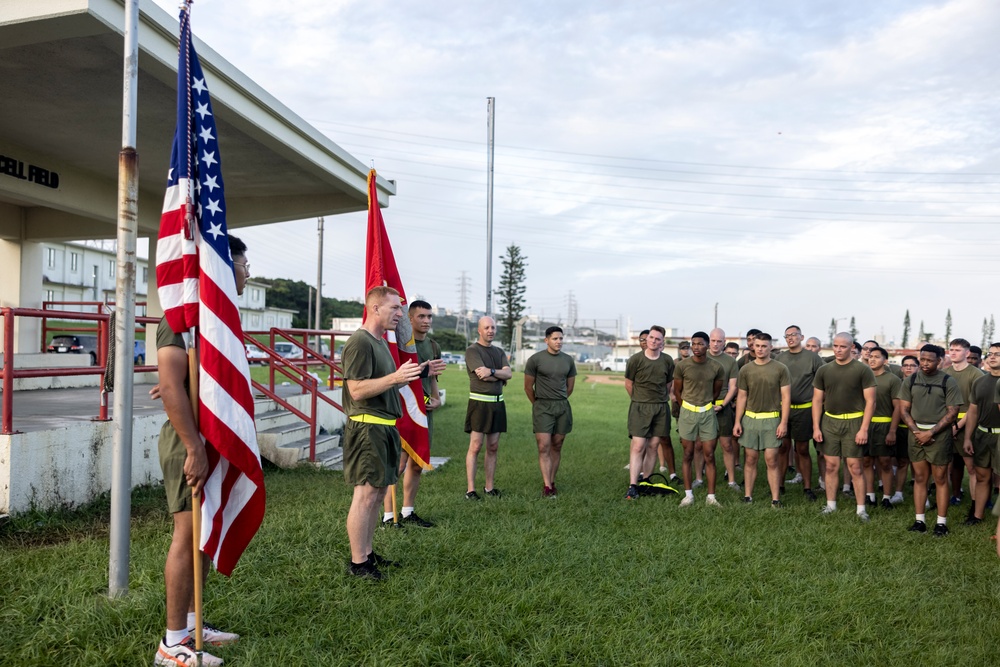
[825,455,842,503]
[164,510,208,633]
[550,434,565,486]
[847,457,866,508]
[795,441,813,489]
[932,464,950,519]
[765,448,781,501]
[702,439,718,494]
[912,461,930,516]
[974,466,992,519]
[720,436,736,483]
[629,437,648,485]
[536,433,553,488]
[743,448,760,499]
[483,433,501,490]
[681,439,696,490]
[347,483,385,563]
[466,432,484,493]
[877,457,894,499]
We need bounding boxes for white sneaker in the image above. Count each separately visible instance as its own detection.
[155,637,224,666]
[890,493,904,505]
[820,505,836,515]
[200,624,239,647]
[818,479,826,490]
[659,466,667,472]
[858,511,870,523]
[728,481,741,491]
[787,473,803,485]
[623,463,630,470]
[679,495,695,507]
[706,496,722,507]
[692,479,704,488]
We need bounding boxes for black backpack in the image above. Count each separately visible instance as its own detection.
[908,373,950,396]
[637,473,680,496]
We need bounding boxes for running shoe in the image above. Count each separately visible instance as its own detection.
[692,479,704,489]
[154,637,223,666]
[368,551,399,568]
[804,489,818,502]
[201,624,239,647]
[880,498,894,511]
[679,495,695,507]
[820,505,836,515]
[907,520,927,533]
[348,559,384,580]
[400,512,434,528]
[728,482,742,491]
[857,511,870,523]
[933,523,949,537]
[484,488,502,498]
[787,473,803,485]
[465,491,481,501]
[742,496,752,504]
[706,497,722,507]
[964,516,982,526]
[625,485,638,500]
[771,499,782,509]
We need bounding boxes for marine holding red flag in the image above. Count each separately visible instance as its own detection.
[153,4,264,665]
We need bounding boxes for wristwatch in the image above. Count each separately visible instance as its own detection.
[490,368,495,377]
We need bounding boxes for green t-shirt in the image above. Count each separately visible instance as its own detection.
[675,357,725,406]
[897,370,962,424]
[708,351,738,401]
[813,359,876,415]
[944,364,984,412]
[342,329,401,420]
[524,350,577,400]
[465,343,508,395]
[625,351,675,404]
[872,370,902,419]
[972,373,1000,428]
[737,360,790,413]
[414,336,441,397]
[775,349,825,404]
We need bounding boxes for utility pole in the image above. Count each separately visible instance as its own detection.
[485,97,495,315]
[714,302,718,329]
[315,217,324,333]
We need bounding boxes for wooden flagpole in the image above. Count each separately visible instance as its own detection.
[187,336,204,660]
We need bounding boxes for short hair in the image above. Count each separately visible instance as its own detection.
[747,328,762,338]
[902,355,919,365]
[409,299,432,312]
[755,333,772,344]
[545,326,563,337]
[990,343,1000,350]
[870,346,889,360]
[920,344,945,359]
[853,341,862,353]
[229,234,247,258]
[784,325,802,334]
[678,341,691,349]
[949,338,970,349]
[725,342,740,351]
[650,325,666,336]
[639,329,650,337]
[970,345,983,355]
[864,339,878,346]
[691,331,709,343]
[365,285,399,307]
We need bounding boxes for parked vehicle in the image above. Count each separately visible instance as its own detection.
[601,356,629,372]
[441,352,463,364]
[47,334,99,366]
[134,340,146,365]
[273,342,303,360]
[245,343,269,365]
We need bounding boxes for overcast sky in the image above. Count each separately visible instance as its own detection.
[149,0,1000,345]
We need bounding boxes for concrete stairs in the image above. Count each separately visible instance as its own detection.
[253,396,342,469]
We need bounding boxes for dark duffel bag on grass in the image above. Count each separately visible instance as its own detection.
[637,473,679,496]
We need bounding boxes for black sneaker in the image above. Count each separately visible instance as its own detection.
[381,518,402,529]
[484,488,502,498]
[933,523,949,537]
[742,496,752,504]
[771,499,782,508]
[625,485,639,500]
[866,497,877,508]
[949,495,962,507]
[804,488,817,502]
[368,551,400,568]
[400,512,434,528]
[963,516,982,526]
[907,520,927,533]
[880,498,894,510]
[465,490,481,501]
[348,559,384,580]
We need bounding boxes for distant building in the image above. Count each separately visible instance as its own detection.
[40,241,148,313]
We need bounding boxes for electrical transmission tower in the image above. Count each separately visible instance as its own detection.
[566,290,578,335]
[456,270,471,340]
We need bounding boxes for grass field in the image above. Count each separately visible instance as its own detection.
[3,365,1000,665]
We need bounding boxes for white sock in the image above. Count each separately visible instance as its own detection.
[166,628,188,646]
[843,484,851,492]
[827,500,837,510]
[401,506,414,518]
[916,513,926,523]
[707,494,716,501]
[937,516,947,525]
[685,490,694,499]
[857,505,866,515]
[866,493,875,502]
[383,512,394,522]
[186,612,196,631]
[819,479,826,489]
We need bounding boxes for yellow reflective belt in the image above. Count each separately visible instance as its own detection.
[978,425,1000,434]
[714,399,725,406]
[871,416,892,423]
[915,423,936,430]
[682,400,713,413]
[825,411,863,420]
[349,414,397,426]
[470,392,504,403]
[790,402,812,409]
[958,412,967,420]
[746,411,779,419]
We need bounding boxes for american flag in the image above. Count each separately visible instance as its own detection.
[365,170,432,470]
[155,5,265,577]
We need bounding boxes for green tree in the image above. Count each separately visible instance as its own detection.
[983,317,989,350]
[945,309,952,343]
[828,318,836,346]
[849,316,858,340]
[496,244,528,348]
[253,277,363,329]
[432,329,467,353]
[902,309,911,348]
[990,315,996,344]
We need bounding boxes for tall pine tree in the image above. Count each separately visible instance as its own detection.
[496,244,528,349]
[902,310,911,348]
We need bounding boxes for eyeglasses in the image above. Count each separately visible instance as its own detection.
[234,261,250,273]
[862,346,876,351]
[784,333,801,339]
[987,352,1000,359]
[902,364,918,368]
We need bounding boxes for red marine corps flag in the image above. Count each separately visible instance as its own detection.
[364,169,432,469]
[155,4,265,576]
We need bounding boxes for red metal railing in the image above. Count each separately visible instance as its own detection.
[40,300,147,353]
[1,306,159,434]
